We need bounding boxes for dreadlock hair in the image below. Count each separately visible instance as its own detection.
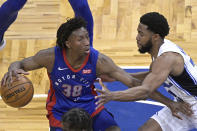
[140,12,170,39]
[56,17,87,49]
[62,108,92,131]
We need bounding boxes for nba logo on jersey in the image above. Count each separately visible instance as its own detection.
[82,69,92,74]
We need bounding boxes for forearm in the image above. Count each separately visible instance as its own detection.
[130,71,149,81]
[68,0,93,46]
[111,86,149,101]
[149,91,172,107]
[130,76,142,87]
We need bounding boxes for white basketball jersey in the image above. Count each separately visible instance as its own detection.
[157,39,197,103]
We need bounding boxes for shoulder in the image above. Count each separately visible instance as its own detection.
[152,52,184,75]
[159,51,183,62]
[37,47,55,54]
[33,47,55,67]
[35,47,55,58]
[96,52,118,74]
[97,52,112,64]
[155,52,182,66]
[158,40,181,56]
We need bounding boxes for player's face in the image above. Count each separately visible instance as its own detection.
[136,23,153,54]
[66,27,90,55]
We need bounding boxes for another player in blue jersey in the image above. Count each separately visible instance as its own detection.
[0,0,27,50]
[0,0,125,130]
[62,108,92,131]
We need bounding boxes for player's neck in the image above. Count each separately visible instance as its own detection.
[66,50,87,69]
[150,39,164,59]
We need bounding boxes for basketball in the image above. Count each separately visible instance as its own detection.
[0,75,34,108]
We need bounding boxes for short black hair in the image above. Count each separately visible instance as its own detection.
[62,108,92,131]
[56,17,87,48]
[140,12,170,38]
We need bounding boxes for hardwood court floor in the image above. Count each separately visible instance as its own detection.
[0,97,49,131]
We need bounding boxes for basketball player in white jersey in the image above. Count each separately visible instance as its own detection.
[95,12,197,131]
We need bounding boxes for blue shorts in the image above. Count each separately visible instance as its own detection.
[92,109,118,131]
[50,127,62,131]
[50,109,118,131]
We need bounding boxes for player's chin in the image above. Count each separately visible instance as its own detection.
[137,43,142,49]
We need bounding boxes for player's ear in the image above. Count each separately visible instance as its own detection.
[65,41,71,49]
[152,33,160,41]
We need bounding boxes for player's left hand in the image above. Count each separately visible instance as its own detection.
[94,78,112,109]
[168,100,193,120]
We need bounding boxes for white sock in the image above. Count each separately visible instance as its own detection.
[0,39,6,51]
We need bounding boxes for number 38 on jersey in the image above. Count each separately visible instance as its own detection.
[62,84,82,97]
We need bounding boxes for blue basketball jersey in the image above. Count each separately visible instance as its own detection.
[47,46,104,127]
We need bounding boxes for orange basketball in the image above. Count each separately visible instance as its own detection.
[0,75,34,108]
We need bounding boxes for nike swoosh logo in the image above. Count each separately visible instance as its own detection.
[58,67,68,70]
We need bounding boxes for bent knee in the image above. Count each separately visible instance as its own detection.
[138,118,162,131]
[138,126,147,131]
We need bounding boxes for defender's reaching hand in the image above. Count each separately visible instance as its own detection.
[95,78,113,109]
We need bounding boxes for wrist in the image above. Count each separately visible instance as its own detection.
[165,100,174,107]
[111,92,117,101]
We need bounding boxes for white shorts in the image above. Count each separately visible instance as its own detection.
[151,102,197,131]
[0,39,6,51]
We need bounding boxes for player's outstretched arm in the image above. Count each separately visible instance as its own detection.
[95,52,194,118]
[68,0,93,46]
[95,78,193,119]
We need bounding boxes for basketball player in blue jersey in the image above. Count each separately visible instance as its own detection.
[95,12,197,131]
[0,0,27,50]
[0,0,119,131]
[1,16,133,131]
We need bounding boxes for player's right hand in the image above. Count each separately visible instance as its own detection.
[1,69,29,87]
